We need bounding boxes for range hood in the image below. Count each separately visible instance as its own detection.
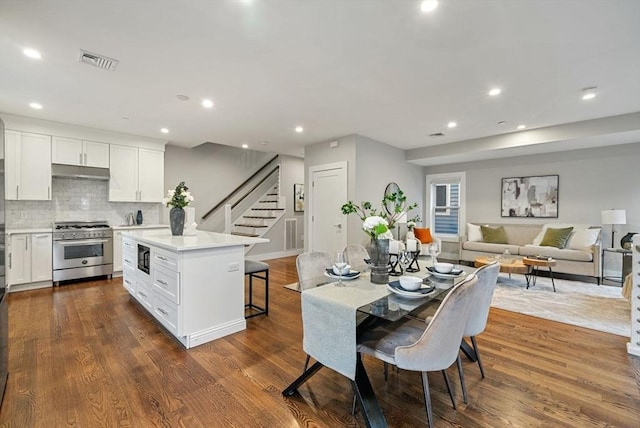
[51,164,110,180]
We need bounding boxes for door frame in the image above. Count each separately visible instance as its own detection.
[307,161,348,253]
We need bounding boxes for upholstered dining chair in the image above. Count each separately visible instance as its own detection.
[463,261,500,379]
[356,274,479,427]
[343,244,370,272]
[296,251,333,371]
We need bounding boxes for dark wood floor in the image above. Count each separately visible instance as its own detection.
[1,255,638,427]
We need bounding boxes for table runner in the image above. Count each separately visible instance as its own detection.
[301,275,389,380]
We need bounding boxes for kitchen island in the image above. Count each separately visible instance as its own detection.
[122,229,268,348]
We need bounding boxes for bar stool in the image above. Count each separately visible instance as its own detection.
[244,260,269,318]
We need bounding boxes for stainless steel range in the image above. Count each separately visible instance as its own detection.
[53,221,113,283]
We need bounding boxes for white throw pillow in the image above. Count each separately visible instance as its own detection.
[532,223,591,246]
[568,228,600,251]
[467,223,483,242]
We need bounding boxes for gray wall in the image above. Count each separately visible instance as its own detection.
[304,134,424,248]
[425,142,640,268]
[164,143,304,257]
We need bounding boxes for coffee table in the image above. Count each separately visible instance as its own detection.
[474,256,528,278]
[522,257,557,292]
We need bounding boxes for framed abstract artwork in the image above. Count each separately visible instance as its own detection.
[294,183,304,212]
[501,175,558,218]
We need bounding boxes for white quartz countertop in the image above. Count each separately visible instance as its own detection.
[123,229,269,252]
[6,228,53,234]
[112,224,169,230]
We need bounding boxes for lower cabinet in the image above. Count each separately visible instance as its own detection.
[121,234,246,348]
[7,233,53,288]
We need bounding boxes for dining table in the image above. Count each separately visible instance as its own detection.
[281,264,474,427]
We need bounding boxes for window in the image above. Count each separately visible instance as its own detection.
[426,172,465,237]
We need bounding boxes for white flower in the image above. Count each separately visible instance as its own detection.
[363,216,387,231]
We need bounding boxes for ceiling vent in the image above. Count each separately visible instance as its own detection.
[429,132,445,137]
[78,49,119,71]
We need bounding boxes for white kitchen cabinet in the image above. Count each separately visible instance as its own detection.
[109,145,164,202]
[113,226,168,273]
[5,130,52,200]
[52,136,109,168]
[121,230,267,348]
[7,233,53,286]
[7,234,31,286]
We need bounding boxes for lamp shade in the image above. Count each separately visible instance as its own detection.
[601,209,626,225]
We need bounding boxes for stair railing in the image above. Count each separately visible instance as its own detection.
[202,155,279,221]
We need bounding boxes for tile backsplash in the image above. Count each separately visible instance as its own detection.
[6,178,162,228]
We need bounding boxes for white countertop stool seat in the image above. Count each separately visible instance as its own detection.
[244,260,269,318]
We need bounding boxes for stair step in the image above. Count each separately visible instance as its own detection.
[266,193,278,196]
[252,208,285,211]
[231,231,259,237]
[234,223,268,228]
[243,215,276,219]
[259,200,279,203]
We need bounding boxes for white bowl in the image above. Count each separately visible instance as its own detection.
[332,264,351,275]
[434,262,454,274]
[399,275,423,291]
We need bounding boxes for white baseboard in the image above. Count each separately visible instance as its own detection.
[9,281,52,293]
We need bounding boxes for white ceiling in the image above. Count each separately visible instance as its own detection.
[1,0,639,162]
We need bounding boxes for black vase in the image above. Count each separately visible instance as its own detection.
[620,232,636,250]
[136,210,143,225]
[170,207,185,236]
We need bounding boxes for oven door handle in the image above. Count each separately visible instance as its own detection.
[57,239,110,246]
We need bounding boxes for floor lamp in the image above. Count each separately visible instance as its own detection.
[601,209,626,248]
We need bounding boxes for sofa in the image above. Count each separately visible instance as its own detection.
[459,223,602,282]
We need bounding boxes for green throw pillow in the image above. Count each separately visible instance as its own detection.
[539,227,574,248]
[480,225,508,244]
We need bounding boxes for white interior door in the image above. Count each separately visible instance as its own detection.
[309,162,347,255]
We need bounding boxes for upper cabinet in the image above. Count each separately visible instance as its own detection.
[52,136,109,168]
[5,130,52,200]
[109,145,164,202]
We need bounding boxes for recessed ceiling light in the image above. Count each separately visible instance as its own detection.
[489,88,502,96]
[295,126,304,133]
[420,0,439,13]
[581,87,598,100]
[517,124,526,130]
[29,102,42,110]
[447,121,457,128]
[160,128,169,134]
[241,144,249,149]
[202,99,214,108]
[23,48,41,59]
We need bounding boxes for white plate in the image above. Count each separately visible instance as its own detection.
[427,270,466,279]
[387,282,435,299]
[324,271,361,281]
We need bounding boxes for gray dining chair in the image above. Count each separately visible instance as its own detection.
[343,244,370,272]
[296,251,333,371]
[464,261,500,379]
[296,251,333,286]
[356,274,479,427]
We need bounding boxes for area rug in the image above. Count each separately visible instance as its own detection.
[284,275,631,337]
[491,273,630,337]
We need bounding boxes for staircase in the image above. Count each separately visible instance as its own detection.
[230,185,285,239]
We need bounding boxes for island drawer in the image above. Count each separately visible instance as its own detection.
[122,250,136,271]
[122,267,136,295]
[134,280,153,312]
[152,248,179,272]
[153,293,179,336]
[153,265,180,304]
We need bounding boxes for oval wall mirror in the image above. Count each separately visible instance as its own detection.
[383,182,400,216]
